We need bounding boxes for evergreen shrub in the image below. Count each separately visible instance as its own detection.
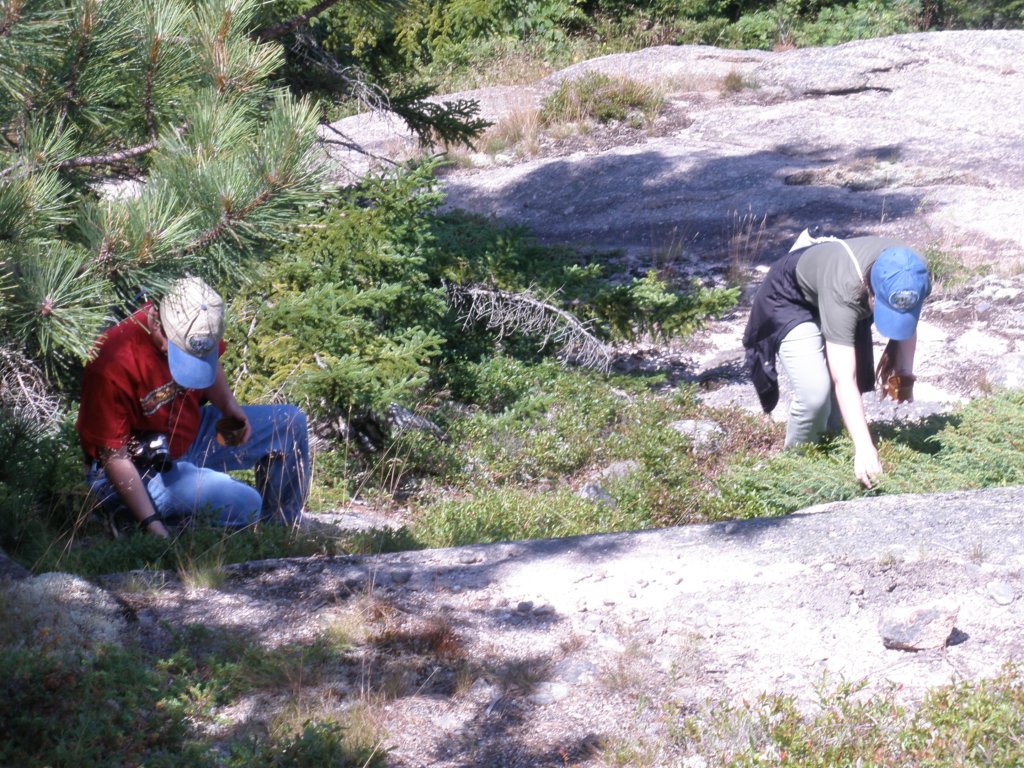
[227,162,737,423]
[225,163,451,416]
[0,413,84,565]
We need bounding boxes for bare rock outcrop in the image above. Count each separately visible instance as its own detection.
[328,31,1024,271]
[96,487,1024,766]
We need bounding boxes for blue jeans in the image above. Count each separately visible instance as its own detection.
[87,404,310,528]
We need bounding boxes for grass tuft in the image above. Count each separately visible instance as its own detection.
[540,70,664,128]
[720,68,758,93]
[481,101,542,156]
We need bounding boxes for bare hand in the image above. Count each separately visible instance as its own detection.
[854,447,883,489]
[143,517,171,539]
[875,339,916,402]
[883,374,916,403]
[223,406,252,444]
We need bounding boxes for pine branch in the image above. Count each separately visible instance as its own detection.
[449,283,611,372]
[183,187,273,254]
[254,0,401,42]
[388,85,491,148]
[58,0,97,127]
[1,0,328,391]
[143,38,158,141]
[286,27,392,111]
[57,141,158,170]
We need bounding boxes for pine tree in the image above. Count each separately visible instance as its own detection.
[0,0,328,406]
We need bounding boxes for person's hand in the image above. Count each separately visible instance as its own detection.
[141,515,171,539]
[222,405,252,444]
[854,446,883,489]
[882,373,916,403]
[875,339,916,402]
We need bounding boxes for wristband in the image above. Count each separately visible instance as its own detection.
[138,513,162,532]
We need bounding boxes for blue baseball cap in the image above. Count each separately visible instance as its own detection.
[870,247,930,341]
[159,277,225,389]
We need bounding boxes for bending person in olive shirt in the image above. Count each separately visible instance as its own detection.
[743,235,931,489]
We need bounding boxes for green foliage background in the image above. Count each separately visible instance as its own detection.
[260,0,1023,97]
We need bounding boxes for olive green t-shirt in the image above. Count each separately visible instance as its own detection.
[795,236,906,346]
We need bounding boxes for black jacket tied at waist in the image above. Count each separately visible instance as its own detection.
[742,248,875,414]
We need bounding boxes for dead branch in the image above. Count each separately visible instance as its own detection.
[449,284,611,372]
[0,345,64,431]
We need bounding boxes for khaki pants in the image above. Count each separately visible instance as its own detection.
[778,322,842,447]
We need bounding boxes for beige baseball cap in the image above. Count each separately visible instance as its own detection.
[158,276,225,389]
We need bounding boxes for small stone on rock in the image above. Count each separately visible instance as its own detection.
[553,658,598,684]
[668,419,725,450]
[987,580,1016,605]
[579,483,617,507]
[528,681,570,706]
[879,600,959,651]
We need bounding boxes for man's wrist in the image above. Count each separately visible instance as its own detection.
[141,516,170,538]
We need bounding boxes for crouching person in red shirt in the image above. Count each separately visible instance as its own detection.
[77,276,310,538]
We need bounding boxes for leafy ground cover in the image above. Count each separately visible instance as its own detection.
[0,628,389,768]
[683,666,1024,767]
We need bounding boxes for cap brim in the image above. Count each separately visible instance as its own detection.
[873,302,922,341]
[167,339,218,389]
